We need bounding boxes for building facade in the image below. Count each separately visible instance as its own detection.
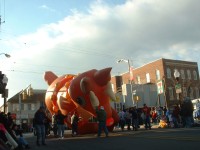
[4,89,46,131]
[111,58,200,109]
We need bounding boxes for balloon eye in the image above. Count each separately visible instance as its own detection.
[76,96,86,106]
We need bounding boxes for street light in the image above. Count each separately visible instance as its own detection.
[0,53,10,113]
[19,84,33,128]
[117,59,135,108]
[117,59,131,74]
[0,53,11,58]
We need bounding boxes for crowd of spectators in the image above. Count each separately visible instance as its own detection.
[117,97,197,130]
[0,112,30,150]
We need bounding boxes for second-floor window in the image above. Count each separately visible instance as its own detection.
[13,104,18,111]
[21,104,24,110]
[187,70,191,80]
[180,69,185,79]
[136,76,141,84]
[28,104,31,110]
[31,104,36,110]
[24,104,28,111]
[167,68,171,78]
[156,69,160,80]
[146,73,150,83]
[193,70,198,80]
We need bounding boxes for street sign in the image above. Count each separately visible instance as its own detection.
[133,95,140,102]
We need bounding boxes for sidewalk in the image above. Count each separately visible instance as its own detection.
[113,123,159,132]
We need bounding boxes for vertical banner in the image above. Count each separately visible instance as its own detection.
[157,80,164,94]
[122,84,127,96]
[129,66,134,81]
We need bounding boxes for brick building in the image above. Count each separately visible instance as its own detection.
[111,58,200,109]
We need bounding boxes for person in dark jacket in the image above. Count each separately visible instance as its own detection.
[95,106,108,137]
[56,110,66,139]
[51,113,58,137]
[130,106,138,131]
[71,111,81,136]
[34,106,47,146]
[180,97,194,128]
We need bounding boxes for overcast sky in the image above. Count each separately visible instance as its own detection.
[0,0,200,106]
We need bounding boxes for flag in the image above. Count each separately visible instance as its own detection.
[129,66,134,81]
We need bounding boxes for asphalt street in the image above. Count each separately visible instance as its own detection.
[24,125,200,150]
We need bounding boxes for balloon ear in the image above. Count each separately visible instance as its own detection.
[94,67,112,86]
[80,77,91,94]
[44,71,58,85]
[89,91,99,108]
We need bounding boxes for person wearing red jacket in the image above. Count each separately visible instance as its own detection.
[142,104,151,129]
[151,109,157,124]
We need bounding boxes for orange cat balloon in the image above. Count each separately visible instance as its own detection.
[44,67,119,134]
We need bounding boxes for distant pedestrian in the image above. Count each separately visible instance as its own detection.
[52,113,58,137]
[71,111,81,136]
[172,104,180,128]
[44,114,51,137]
[130,106,138,131]
[125,109,131,130]
[56,110,66,139]
[118,109,126,131]
[162,106,167,116]
[151,109,157,124]
[180,97,194,128]
[34,106,47,146]
[95,106,108,137]
[142,104,151,130]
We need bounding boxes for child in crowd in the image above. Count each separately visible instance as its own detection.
[12,124,30,149]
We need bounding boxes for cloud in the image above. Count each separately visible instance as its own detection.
[39,4,56,12]
[2,0,200,100]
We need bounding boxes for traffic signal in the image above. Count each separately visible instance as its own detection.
[0,71,4,94]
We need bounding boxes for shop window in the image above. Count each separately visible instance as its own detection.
[168,87,174,100]
[182,87,187,98]
[114,102,120,112]
[195,87,199,98]
[189,87,193,99]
